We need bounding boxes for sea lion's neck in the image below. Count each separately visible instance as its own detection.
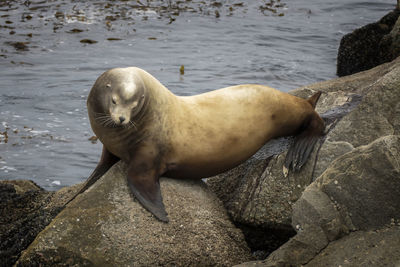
[136,68,181,126]
[137,68,177,106]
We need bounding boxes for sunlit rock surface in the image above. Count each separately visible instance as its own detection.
[17,162,252,266]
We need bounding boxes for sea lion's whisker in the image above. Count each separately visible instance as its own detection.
[108,120,116,128]
[94,114,110,121]
[127,120,137,130]
[103,118,113,128]
[95,114,120,128]
[96,117,110,128]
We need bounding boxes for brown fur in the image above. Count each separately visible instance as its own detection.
[76,67,325,222]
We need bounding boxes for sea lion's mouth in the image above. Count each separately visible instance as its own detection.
[116,119,138,130]
[93,112,134,129]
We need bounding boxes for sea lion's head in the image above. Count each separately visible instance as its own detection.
[88,68,147,128]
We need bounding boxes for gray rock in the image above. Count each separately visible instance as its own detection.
[17,161,252,266]
[316,135,400,231]
[305,227,400,267]
[238,135,400,266]
[337,9,400,77]
[208,56,400,232]
[237,227,400,267]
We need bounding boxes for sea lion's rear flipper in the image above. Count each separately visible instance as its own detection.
[307,91,322,109]
[127,165,169,222]
[283,122,321,176]
[283,92,325,176]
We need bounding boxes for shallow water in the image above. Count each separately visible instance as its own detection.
[0,0,395,190]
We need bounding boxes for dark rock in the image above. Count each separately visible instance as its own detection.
[234,222,295,260]
[0,180,80,267]
[337,9,400,77]
[16,247,93,267]
[17,162,253,266]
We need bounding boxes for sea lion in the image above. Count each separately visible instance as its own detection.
[79,67,325,222]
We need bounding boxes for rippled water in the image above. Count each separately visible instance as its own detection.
[0,0,394,190]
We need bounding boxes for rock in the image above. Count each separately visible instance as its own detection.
[207,56,400,255]
[3,180,42,193]
[0,180,81,267]
[337,9,400,77]
[17,161,252,266]
[315,138,400,232]
[237,226,400,267]
[304,227,400,267]
[240,135,400,266]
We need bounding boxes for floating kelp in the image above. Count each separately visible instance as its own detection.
[0,0,287,59]
[67,28,83,33]
[259,0,287,16]
[10,61,34,66]
[80,39,97,44]
[6,41,29,51]
[88,136,98,144]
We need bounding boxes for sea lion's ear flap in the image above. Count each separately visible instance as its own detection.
[126,167,169,222]
[283,113,325,176]
[307,91,322,109]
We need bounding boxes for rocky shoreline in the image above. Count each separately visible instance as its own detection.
[2,9,400,267]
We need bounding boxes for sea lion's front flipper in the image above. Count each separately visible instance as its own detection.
[127,163,168,222]
[78,146,120,194]
[64,146,120,206]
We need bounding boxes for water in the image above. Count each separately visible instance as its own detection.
[0,0,395,190]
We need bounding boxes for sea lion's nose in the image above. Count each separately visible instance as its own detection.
[119,116,126,123]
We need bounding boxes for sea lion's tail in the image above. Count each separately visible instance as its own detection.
[283,91,325,176]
